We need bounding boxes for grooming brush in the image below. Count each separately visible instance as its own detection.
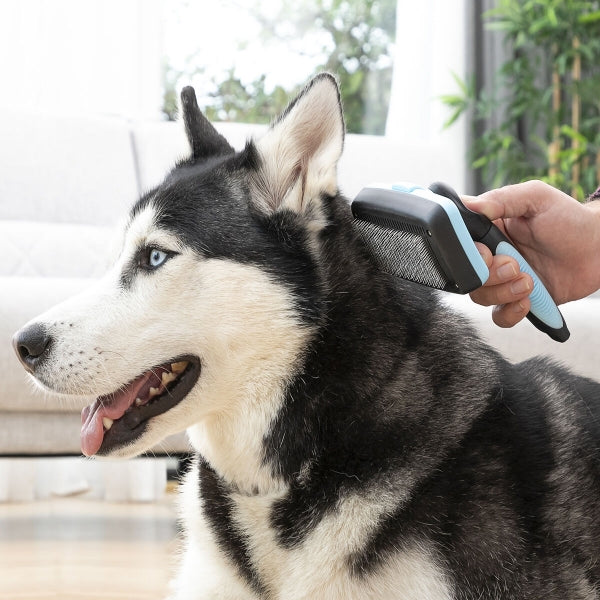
[351,181,570,343]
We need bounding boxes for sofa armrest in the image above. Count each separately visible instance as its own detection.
[443,293,600,380]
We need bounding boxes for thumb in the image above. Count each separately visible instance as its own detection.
[463,181,550,221]
[462,193,510,222]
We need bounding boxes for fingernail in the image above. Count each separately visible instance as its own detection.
[511,277,532,295]
[497,263,518,281]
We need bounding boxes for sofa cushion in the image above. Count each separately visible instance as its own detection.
[0,110,138,226]
[131,120,268,192]
[0,221,115,278]
[1,277,94,412]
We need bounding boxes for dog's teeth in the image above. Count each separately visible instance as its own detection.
[149,387,161,397]
[102,417,113,431]
[135,398,143,407]
[171,361,188,374]
[162,371,177,386]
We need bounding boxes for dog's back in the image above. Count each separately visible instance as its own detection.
[378,355,600,598]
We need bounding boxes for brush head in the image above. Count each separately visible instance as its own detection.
[353,217,449,289]
[351,185,489,294]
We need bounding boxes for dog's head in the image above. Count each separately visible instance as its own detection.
[12,74,345,458]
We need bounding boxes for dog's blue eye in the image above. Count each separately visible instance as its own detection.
[137,246,178,272]
[149,248,168,268]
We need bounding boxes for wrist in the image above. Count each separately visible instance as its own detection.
[584,200,600,294]
[584,199,600,230]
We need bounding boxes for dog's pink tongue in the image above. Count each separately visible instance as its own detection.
[80,370,155,457]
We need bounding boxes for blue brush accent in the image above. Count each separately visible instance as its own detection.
[495,241,564,330]
[391,184,490,286]
[391,183,421,194]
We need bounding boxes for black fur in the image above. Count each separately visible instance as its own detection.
[199,459,265,595]
[180,86,234,161]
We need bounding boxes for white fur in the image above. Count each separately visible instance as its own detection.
[169,459,452,600]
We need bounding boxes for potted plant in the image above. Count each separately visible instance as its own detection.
[443,0,600,199]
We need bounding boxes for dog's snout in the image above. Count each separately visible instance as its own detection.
[12,323,52,373]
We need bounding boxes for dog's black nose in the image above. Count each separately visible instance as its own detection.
[12,324,52,373]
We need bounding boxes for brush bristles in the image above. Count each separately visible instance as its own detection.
[354,218,449,289]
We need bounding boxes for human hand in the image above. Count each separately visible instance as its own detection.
[462,180,600,328]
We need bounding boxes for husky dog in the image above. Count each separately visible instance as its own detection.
[13,74,600,599]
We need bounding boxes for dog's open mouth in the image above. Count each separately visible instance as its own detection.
[80,355,200,457]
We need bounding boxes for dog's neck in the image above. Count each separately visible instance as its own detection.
[186,322,313,496]
[186,381,290,496]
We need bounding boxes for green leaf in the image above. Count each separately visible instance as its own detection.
[529,18,549,35]
[472,156,489,169]
[439,94,465,107]
[447,71,466,95]
[443,107,464,129]
[560,124,587,144]
[486,20,515,32]
[579,10,600,24]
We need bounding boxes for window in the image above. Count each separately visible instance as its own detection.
[162,0,396,135]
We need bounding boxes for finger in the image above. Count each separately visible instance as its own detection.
[462,197,510,239]
[470,274,533,307]
[474,244,526,291]
[485,255,521,286]
[492,297,531,328]
[461,194,507,222]
[474,242,493,268]
[463,180,552,221]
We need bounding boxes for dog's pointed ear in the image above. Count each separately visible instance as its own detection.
[181,86,234,161]
[249,73,345,220]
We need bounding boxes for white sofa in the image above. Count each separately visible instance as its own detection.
[1,110,598,456]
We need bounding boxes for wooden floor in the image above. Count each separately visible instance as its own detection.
[0,493,180,600]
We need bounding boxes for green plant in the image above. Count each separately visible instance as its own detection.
[443,0,600,199]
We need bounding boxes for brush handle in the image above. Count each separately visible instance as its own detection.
[479,225,570,343]
[429,181,570,342]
